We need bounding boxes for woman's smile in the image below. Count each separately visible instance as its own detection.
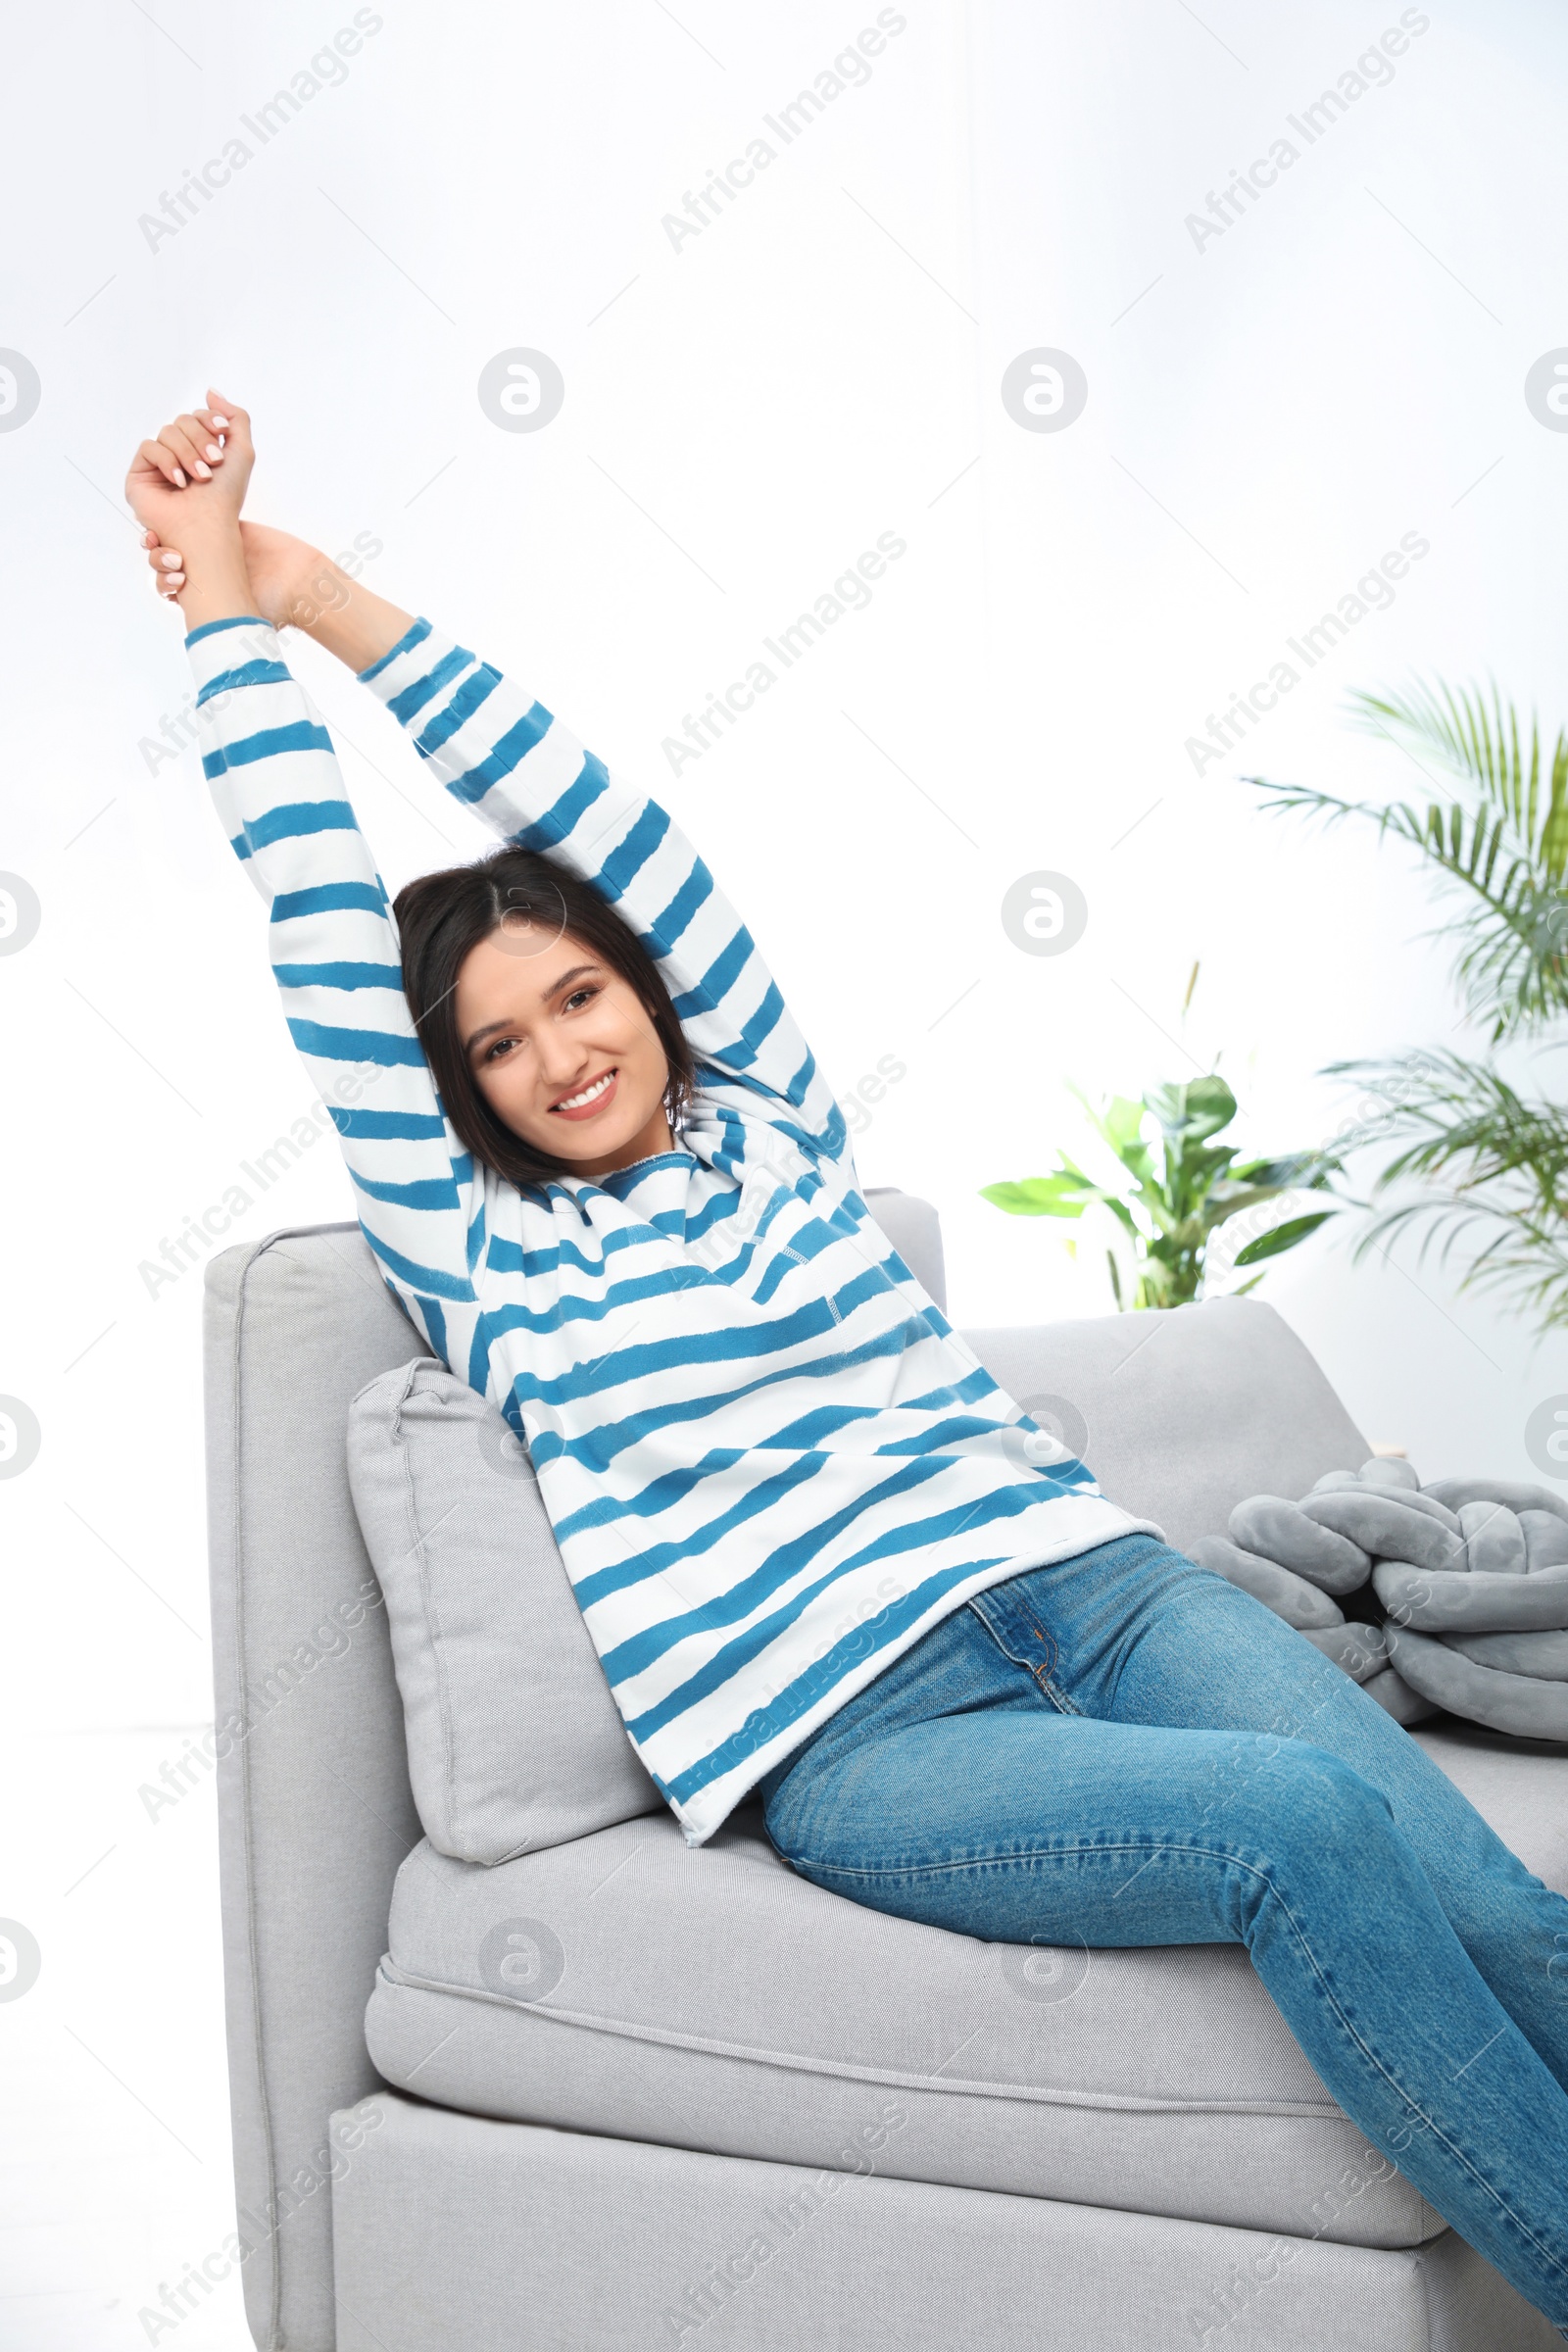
[550,1067,619,1121]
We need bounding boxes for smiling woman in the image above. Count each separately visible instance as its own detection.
[121,391,1568,2337]
[122,390,1146,1846]
[394,847,696,1189]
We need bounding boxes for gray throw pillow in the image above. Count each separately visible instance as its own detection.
[1373,1561,1568,1633]
[1300,1622,1389,1683]
[1447,1629,1568,1678]
[1388,1628,1568,1740]
[1201,1460,1568,1740]
[1185,1537,1345,1629]
[1225,1495,1369,1592]
[346,1356,662,1865]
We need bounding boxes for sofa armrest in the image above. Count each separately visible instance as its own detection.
[206,1225,428,2352]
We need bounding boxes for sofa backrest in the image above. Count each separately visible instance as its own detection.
[203,1196,1365,2351]
[965,1298,1370,1553]
[863,1184,947,1311]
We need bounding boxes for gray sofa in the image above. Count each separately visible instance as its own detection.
[203,1190,1568,2351]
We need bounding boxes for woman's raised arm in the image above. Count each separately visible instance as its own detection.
[127,400,483,1362]
[221,534,851,1168]
[337,601,849,1168]
[135,392,850,1177]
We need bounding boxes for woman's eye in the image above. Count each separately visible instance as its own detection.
[564,987,597,1011]
[485,1037,516,1062]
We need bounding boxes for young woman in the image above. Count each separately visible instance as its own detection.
[128,396,1568,2334]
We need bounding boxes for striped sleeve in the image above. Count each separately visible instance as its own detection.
[358,617,849,1164]
[187,615,479,1321]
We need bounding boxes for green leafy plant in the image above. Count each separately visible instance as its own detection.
[981,1073,1340,1310]
[1251,680,1568,1333]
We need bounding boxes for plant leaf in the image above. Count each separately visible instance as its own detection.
[1146,1075,1237,1144]
[1231,1151,1342,1191]
[1102,1094,1149,1151]
[979,1177,1090,1219]
[1233,1209,1338,1266]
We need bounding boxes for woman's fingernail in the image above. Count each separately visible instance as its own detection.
[193,462,212,479]
[205,444,223,461]
[172,468,186,486]
[210,415,229,429]
[166,573,185,589]
[161,551,181,568]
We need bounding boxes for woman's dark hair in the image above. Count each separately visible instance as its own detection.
[392,844,695,1193]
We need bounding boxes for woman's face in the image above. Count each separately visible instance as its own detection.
[454,918,674,1178]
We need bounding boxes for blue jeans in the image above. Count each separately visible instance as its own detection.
[758,1535,1568,2332]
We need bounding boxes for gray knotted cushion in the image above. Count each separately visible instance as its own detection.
[1424,1474,1568,1521]
[1387,1629,1568,1740]
[1201,1459,1568,1742]
[1299,1622,1389,1684]
[1457,1499,1527,1576]
[1298,1489,1462,1574]
[1522,1511,1568,1569]
[1372,1562,1568,1633]
[1225,1496,1369,1593]
[1184,1538,1345,1630]
[1447,1629,1568,1677]
[1357,1664,1439,1725]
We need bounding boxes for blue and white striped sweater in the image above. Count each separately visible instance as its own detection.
[189,612,1144,1842]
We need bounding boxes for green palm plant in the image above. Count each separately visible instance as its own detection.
[1320,1049,1568,1326]
[1250,680,1568,1332]
[981,1074,1340,1310]
[1255,680,1568,1038]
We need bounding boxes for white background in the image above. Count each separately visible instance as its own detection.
[4,2,1568,2341]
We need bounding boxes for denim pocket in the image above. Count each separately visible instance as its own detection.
[964,1587,1083,1715]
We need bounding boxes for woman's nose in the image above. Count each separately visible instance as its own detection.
[535,1036,588,1088]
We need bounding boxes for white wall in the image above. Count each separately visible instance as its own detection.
[941,0,1568,1473]
[2,6,1567,2335]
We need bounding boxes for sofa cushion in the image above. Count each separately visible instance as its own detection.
[346,1355,663,1864]
[364,1730,1568,2248]
[364,1806,1434,2248]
